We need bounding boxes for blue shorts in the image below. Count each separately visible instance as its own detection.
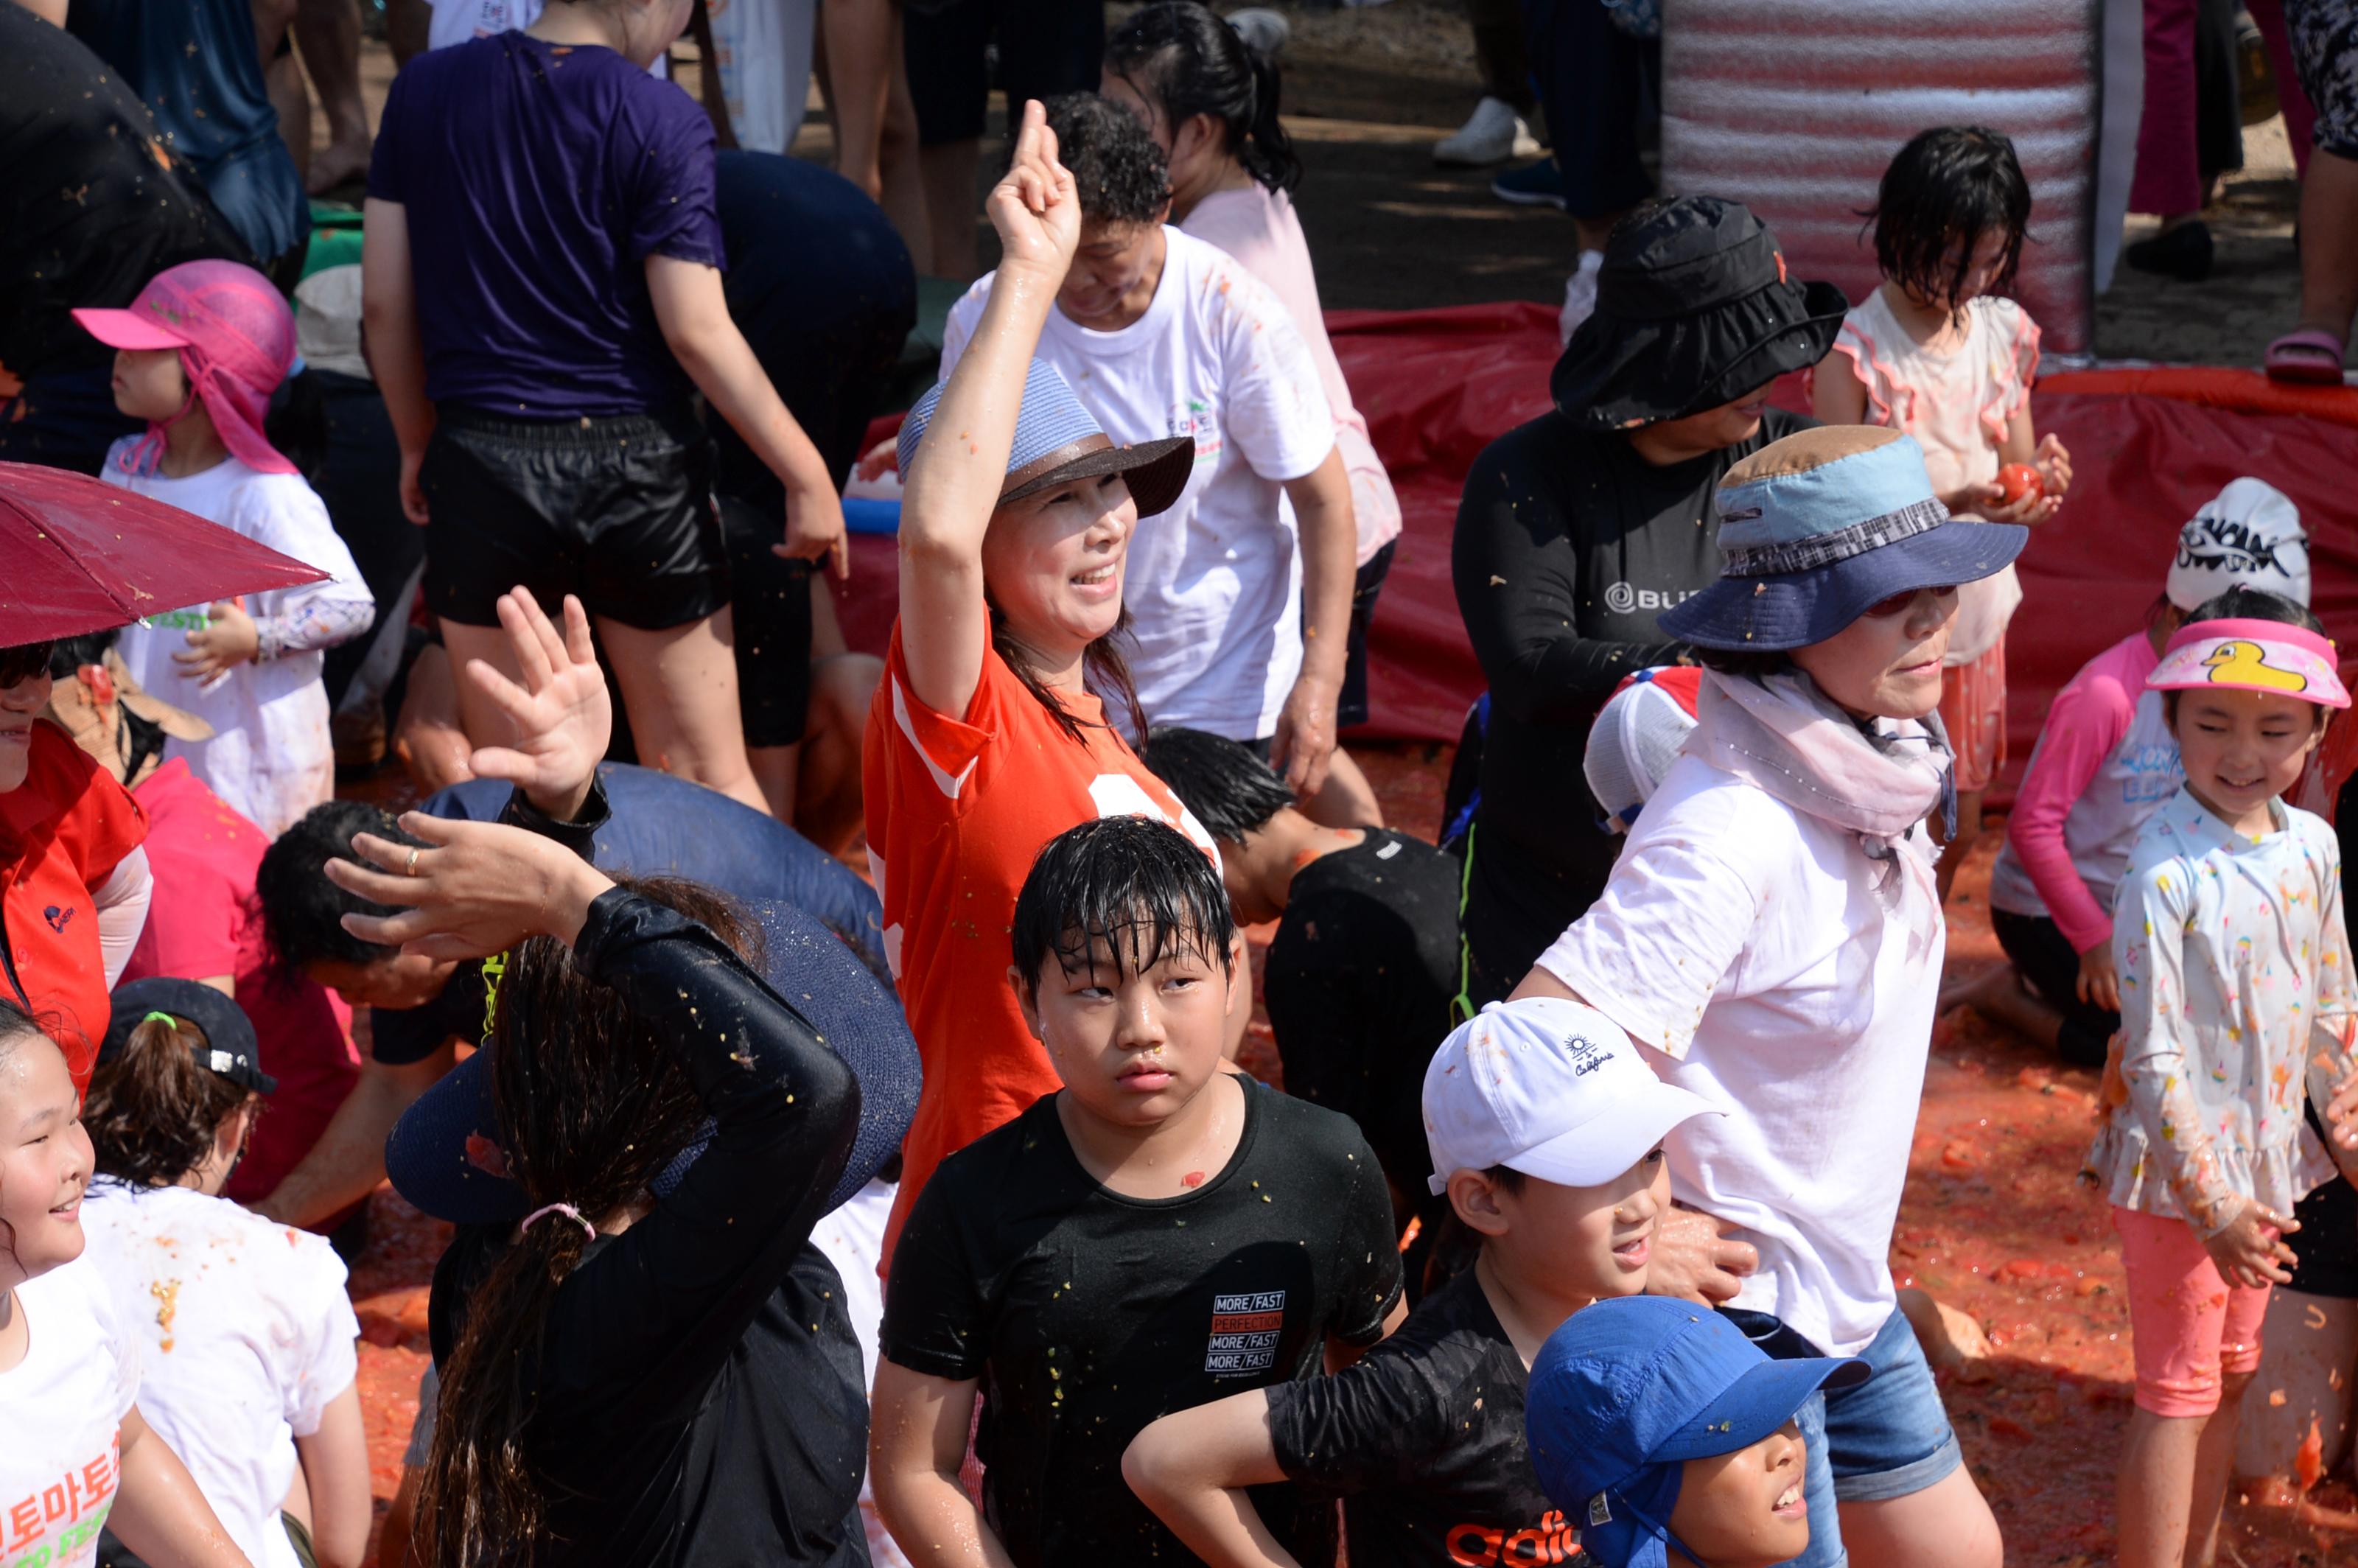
[1721,1306,1964,1568]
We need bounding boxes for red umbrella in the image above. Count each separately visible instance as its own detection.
[0,461,329,645]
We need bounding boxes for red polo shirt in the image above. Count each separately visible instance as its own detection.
[0,721,147,1089]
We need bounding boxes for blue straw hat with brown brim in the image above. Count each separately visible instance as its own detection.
[898,358,1197,517]
[1658,427,2028,651]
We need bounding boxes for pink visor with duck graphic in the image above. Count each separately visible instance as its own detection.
[2148,619,2350,710]
[72,259,298,477]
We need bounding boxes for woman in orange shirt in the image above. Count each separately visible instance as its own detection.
[0,638,150,1090]
[864,102,1217,1261]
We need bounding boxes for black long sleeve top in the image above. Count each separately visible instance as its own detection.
[1450,406,1812,910]
[435,887,869,1567]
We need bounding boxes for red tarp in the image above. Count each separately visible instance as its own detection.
[830,301,2358,805]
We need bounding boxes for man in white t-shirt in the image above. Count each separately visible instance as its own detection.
[937,92,1356,802]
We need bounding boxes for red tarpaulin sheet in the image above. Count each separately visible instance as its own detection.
[830,301,2358,806]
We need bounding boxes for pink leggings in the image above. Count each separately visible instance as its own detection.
[2114,1205,2272,1418]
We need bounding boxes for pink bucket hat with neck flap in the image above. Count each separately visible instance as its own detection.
[73,259,299,477]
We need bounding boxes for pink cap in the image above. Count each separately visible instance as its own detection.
[2148,618,2350,710]
[73,260,298,477]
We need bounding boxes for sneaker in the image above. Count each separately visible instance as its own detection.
[1435,96,1539,167]
[1226,8,1290,57]
[1558,250,1604,344]
[1491,156,1566,209]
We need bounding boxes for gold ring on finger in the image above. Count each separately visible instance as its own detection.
[405,847,421,877]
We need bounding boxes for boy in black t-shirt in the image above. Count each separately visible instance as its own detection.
[1141,727,1463,1219]
[1122,997,1717,1567]
[871,816,1407,1568]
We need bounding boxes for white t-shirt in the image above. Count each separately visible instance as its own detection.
[80,1183,360,1568]
[1534,753,1948,1357]
[0,1258,141,1568]
[940,227,1337,740]
[106,452,372,839]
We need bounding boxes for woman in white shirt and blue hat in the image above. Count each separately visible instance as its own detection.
[1515,424,2024,1568]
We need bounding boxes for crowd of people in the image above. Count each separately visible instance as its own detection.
[1,1,2354,1567]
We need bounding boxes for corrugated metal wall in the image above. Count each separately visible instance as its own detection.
[1661,0,2103,353]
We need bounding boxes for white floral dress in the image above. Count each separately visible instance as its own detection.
[2085,788,2354,1236]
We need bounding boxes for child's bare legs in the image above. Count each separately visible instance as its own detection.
[598,612,773,815]
[2296,150,2358,350]
[1942,962,2068,1054]
[795,652,883,853]
[920,139,982,280]
[2187,1369,2256,1567]
[2120,1407,2208,1568]
[295,0,373,193]
[1838,1468,2004,1568]
[820,0,931,262]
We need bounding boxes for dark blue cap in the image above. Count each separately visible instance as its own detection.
[1525,1298,1869,1567]
[384,897,920,1226]
[101,976,276,1095]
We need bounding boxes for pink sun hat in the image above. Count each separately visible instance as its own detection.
[72,259,299,477]
[2148,618,2351,710]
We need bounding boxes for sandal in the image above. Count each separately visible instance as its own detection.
[2265,329,2349,385]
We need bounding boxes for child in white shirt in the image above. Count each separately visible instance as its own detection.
[2084,590,2356,1568]
[0,1000,251,1568]
[80,982,367,1568]
[74,261,372,838]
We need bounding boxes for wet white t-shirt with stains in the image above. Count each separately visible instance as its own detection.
[0,1256,139,1568]
[941,227,1337,741]
[80,1182,359,1568]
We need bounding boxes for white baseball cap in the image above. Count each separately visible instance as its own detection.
[1423,998,1718,1195]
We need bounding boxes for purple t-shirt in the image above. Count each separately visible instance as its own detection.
[367,33,724,417]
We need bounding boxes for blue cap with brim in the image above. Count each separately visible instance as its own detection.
[385,897,921,1227]
[1525,1297,1872,1568]
[1658,426,2027,652]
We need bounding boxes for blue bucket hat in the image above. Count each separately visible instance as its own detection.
[385,897,922,1227]
[1656,427,2027,651]
[1525,1297,1870,1568]
[898,358,1196,517]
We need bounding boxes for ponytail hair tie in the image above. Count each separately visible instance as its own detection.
[520,1203,596,1241]
[141,1011,181,1032]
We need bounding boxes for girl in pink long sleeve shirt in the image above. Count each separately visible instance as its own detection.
[1969,479,2312,1063]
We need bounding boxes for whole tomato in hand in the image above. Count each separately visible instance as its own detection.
[1996,463,2045,506]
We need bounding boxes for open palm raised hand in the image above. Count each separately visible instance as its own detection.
[987,99,1080,277]
[463,588,612,814]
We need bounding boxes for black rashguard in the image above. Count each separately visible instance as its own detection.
[1449,406,1813,1000]
[432,889,866,1567]
[881,1077,1404,1568]
[1264,830,1462,1202]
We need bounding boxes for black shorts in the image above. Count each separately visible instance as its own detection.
[1334,540,1395,730]
[903,0,1105,147]
[1989,908,2119,1069]
[2287,1171,2358,1298]
[421,404,728,631]
[717,496,815,749]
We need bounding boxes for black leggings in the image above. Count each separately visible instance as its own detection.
[1990,909,2118,1068]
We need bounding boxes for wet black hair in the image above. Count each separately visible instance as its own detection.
[45,631,117,678]
[1104,1,1302,195]
[1692,648,1794,682]
[254,799,432,977]
[2166,587,2332,730]
[1010,815,1236,990]
[1868,127,2032,323]
[1140,727,1294,842]
[1038,91,1173,228]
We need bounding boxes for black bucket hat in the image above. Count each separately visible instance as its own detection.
[1551,197,1850,431]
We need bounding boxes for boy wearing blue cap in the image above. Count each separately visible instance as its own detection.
[1525,1295,1870,1568]
[1122,996,1715,1567]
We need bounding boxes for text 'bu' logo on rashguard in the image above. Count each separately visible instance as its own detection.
[1204,1289,1285,1375]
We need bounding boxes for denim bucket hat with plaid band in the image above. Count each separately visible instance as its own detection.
[900,357,1196,517]
[1657,426,2028,651]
